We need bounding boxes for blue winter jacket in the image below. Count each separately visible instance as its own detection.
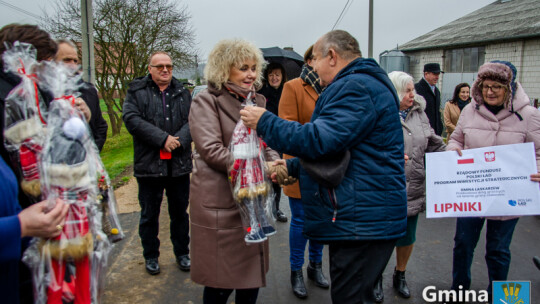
[0,155,23,304]
[256,58,407,242]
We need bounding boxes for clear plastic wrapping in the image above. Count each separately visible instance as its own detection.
[2,42,48,203]
[228,94,275,244]
[20,58,123,303]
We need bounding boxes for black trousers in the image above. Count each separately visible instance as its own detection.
[203,287,259,304]
[328,239,397,304]
[273,183,281,212]
[137,175,190,260]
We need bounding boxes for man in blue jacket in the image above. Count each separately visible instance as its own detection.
[241,30,407,303]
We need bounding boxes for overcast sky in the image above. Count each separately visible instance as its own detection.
[0,0,495,63]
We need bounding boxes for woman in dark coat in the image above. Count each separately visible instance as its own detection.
[257,62,288,222]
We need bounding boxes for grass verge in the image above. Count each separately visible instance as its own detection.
[99,100,133,184]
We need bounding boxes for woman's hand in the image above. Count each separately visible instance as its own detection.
[530,173,540,183]
[449,147,463,156]
[19,199,68,238]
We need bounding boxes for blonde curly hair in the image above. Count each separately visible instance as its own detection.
[204,38,266,90]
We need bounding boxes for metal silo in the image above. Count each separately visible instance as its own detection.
[379,49,410,73]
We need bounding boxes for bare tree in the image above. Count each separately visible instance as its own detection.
[43,0,197,135]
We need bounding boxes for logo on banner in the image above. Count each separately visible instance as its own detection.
[508,199,530,207]
[493,281,530,304]
[485,151,496,162]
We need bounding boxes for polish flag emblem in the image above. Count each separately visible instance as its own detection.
[485,152,495,162]
[458,158,474,164]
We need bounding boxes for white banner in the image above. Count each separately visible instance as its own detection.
[426,143,540,218]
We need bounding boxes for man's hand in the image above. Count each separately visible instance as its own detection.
[164,135,181,152]
[530,173,540,182]
[19,199,68,238]
[75,97,92,122]
[266,159,297,186]
[240,106,266,129]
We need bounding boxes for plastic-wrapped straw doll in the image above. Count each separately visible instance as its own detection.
[2,42,48,204]
[228,94,276,244]
[22,61,123,304]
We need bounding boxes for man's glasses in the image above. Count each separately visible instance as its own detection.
[481,84,504,93]
[150,64,173,71]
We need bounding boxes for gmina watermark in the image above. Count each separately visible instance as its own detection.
[423,285,489,303]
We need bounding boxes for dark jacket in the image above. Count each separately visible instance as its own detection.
[415,78,443,136]
[78,81,108,151]
[257,83,282,116]
[0,70,52,208]
[0,70,23,163]
[123,75,192,177]
[256,58,407,243]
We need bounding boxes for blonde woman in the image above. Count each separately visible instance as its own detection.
[188,39,279,304]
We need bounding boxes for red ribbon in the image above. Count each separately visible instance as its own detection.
[17,59,46,125]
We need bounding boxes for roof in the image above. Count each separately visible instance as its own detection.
[399,0,540,52]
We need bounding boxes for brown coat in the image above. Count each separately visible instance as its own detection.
[277,78,318,198]
[188,84,279,289]
[443,101,461,139]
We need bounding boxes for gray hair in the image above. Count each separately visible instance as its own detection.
[388,71,414,101]
[56,39,77,52]
[318,30,362,60]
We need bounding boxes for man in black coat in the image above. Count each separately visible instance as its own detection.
[123,51,192,275]
[55,40,108,151]
[414,63,444,136]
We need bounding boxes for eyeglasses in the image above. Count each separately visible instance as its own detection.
[150,64,173,71]
[481,84,504,93]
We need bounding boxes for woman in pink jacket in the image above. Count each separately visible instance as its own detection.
[447,60,540,294]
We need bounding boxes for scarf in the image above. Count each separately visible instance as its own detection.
[457,98,469,111]
[484,103,504,115]
[300,64,323,95]
[224,81,256,103]
[399,108,411,122]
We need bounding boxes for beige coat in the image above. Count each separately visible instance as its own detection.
[443,101,462,139]
[188,84,279,289]
[278,78,318,199]
[402,96,446,216]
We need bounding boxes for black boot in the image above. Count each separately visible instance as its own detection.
[307,261,329,288]
[534,256,540,271]
[373,275,384,303]
[291,269,308,299]
[393,268,410,298]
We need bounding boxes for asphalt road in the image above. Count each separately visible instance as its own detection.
[102,191,540,304]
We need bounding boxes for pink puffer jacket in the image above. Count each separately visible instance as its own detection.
[447,83,540,220]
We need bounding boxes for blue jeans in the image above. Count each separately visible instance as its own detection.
[289,197,324,271]
[451,217,519,292]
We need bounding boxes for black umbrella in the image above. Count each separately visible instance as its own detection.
[260,47,304,81]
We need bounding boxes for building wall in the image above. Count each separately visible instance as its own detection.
[521,39,540,100]
[406,49,444,85]
[404,38,540,103]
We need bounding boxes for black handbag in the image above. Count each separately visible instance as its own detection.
[299,150,350,188]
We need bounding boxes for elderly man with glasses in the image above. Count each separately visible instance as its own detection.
[123,51,193,275]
